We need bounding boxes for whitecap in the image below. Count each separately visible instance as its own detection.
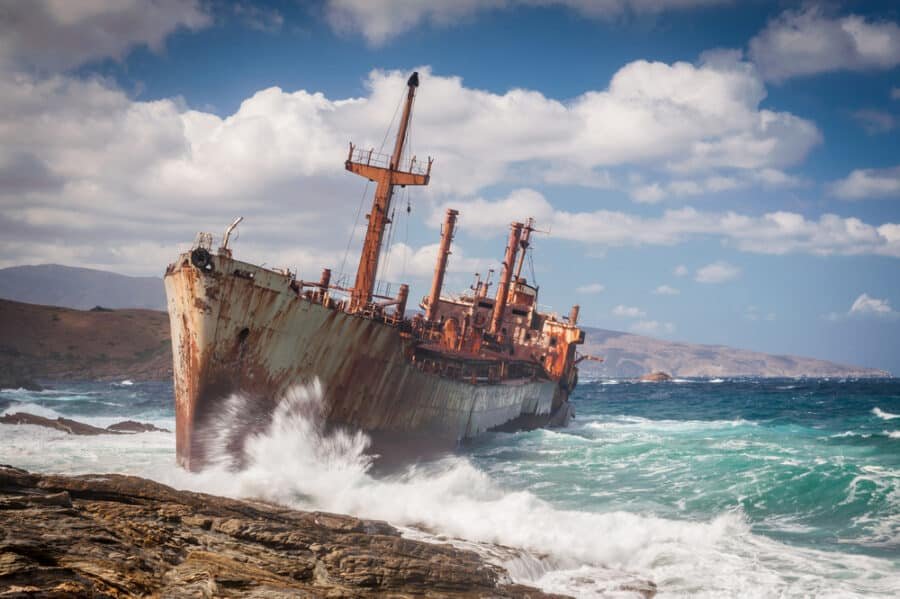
[584,415,757,432]
[872,407,899,420]
[1,402,64,419]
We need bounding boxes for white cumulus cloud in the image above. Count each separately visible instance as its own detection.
[0,0,210,72]
[695,261,740,283]
[437,190,900,258]
[849,293,896,317]
[325,0,731,46]
[830,165,900,200]
[613,305,646,318]
[653,285,680,295]
[0,46,834,275]
[749,7,900,82]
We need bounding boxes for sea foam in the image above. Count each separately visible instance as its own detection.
[153,382,899,598]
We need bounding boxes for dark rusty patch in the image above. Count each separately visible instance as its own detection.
[193,297,211,314]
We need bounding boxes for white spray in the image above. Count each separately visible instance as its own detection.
[154,382,900,598]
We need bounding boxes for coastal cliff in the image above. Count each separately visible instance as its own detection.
[0,465,560,598]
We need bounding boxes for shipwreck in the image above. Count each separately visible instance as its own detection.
[164,72,587,470]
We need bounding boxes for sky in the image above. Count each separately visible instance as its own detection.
[1,0,899,373]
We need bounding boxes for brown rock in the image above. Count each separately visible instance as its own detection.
[0,413,169,436]
[639,371,672,382]
[0,413,110,435]
[106,420,170,433]
[0,466,566,597]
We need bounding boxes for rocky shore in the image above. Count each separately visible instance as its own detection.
[0,466,561,598]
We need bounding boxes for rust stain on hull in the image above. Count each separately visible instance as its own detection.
[165,253,575,471]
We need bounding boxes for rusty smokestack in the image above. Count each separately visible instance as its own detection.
[426,208,459,321]
[569,304,580,325]
[479,269,494,298]
[396,284,409,318]
[319,268,332,289]
[490,221,524,336]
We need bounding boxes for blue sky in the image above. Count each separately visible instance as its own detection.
[1,0,899,373]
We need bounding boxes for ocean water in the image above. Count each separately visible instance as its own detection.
[1,378,899,597]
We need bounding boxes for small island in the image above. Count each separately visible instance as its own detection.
[639,371,673,383]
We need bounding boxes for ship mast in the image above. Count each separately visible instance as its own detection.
[345,72,432,312]
[513,217,535,281]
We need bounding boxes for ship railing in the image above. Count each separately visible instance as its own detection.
[355,301,407,327]
[193,232,214,251]
[373,279,396,298]
[325,276,400,302]
[347,146,430,176]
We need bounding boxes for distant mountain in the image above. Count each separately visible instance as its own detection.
[0,264,890,380]
[579,327,889,378]
[0,264,165,310]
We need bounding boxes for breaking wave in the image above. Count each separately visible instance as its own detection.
[157,382,899,598]
[1,401,65,419]
[873,407,899,421]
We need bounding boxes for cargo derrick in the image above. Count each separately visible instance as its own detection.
[164,71,586,471]
[345,72,432,313]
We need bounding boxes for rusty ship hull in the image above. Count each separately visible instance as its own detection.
[165,253,572,470]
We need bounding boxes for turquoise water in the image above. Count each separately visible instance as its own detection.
[2,377,899,596]
[472,379,900,561]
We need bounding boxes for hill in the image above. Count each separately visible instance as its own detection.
[579,327,889,378]
[0,264,165,310]
[0,298,888,387]
[0,299,171,385]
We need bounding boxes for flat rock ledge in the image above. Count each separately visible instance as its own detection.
[0,413,169,435]
[0,466,561,598]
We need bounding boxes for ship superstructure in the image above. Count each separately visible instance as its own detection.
[164,72,586,470]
